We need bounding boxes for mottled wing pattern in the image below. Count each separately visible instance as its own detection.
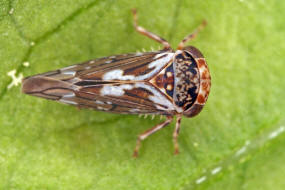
[23,50,176,115]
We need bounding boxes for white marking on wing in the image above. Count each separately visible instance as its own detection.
[61,71,76,76]
[103,70,135,80]
[96,100,104,105]
[135,83,175,110]
[61,65,77,70]
[175,50,183,54]
[100,84,133,96]
[59,99,78,105]
[149,53,174,68]
[97,106,109,111]
[153,52,170,59]
[102,53,174,81]
[135,53,174,80]
[62,92,75,98]
[68,77,81,84]
[130,108,140,113]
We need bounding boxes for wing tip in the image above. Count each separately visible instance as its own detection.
[22,76,45,94]
[22,76,72,94]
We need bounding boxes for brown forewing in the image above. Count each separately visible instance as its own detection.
[22,50,176,115]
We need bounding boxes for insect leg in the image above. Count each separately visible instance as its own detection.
[133,116,173,157]
[173,115,182,154]
[177,20,207,50]
[131,9,171,50]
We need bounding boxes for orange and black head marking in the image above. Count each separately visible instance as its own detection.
[173,46,211,117]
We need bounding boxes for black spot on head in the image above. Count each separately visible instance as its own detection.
[188,86,197,100]
[188,60,197,75]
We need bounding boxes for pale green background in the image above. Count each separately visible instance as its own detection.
[0,0,285,189]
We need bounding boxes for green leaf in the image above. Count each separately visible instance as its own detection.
[1,0,285,189]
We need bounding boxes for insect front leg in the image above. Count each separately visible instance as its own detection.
[173,115,182,155]
[133,116,173,157]
[131,9,171,50]
[177,20,207,50]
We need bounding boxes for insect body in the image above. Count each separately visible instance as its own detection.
[22,9,211,157]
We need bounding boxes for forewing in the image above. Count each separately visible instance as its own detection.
[22,50,176,115]
[29,50,174,81]
[61,82,175,114]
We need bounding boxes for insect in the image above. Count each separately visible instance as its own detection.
[22,9,211,157]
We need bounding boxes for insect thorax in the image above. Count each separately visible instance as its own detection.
[173,50,200,111]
